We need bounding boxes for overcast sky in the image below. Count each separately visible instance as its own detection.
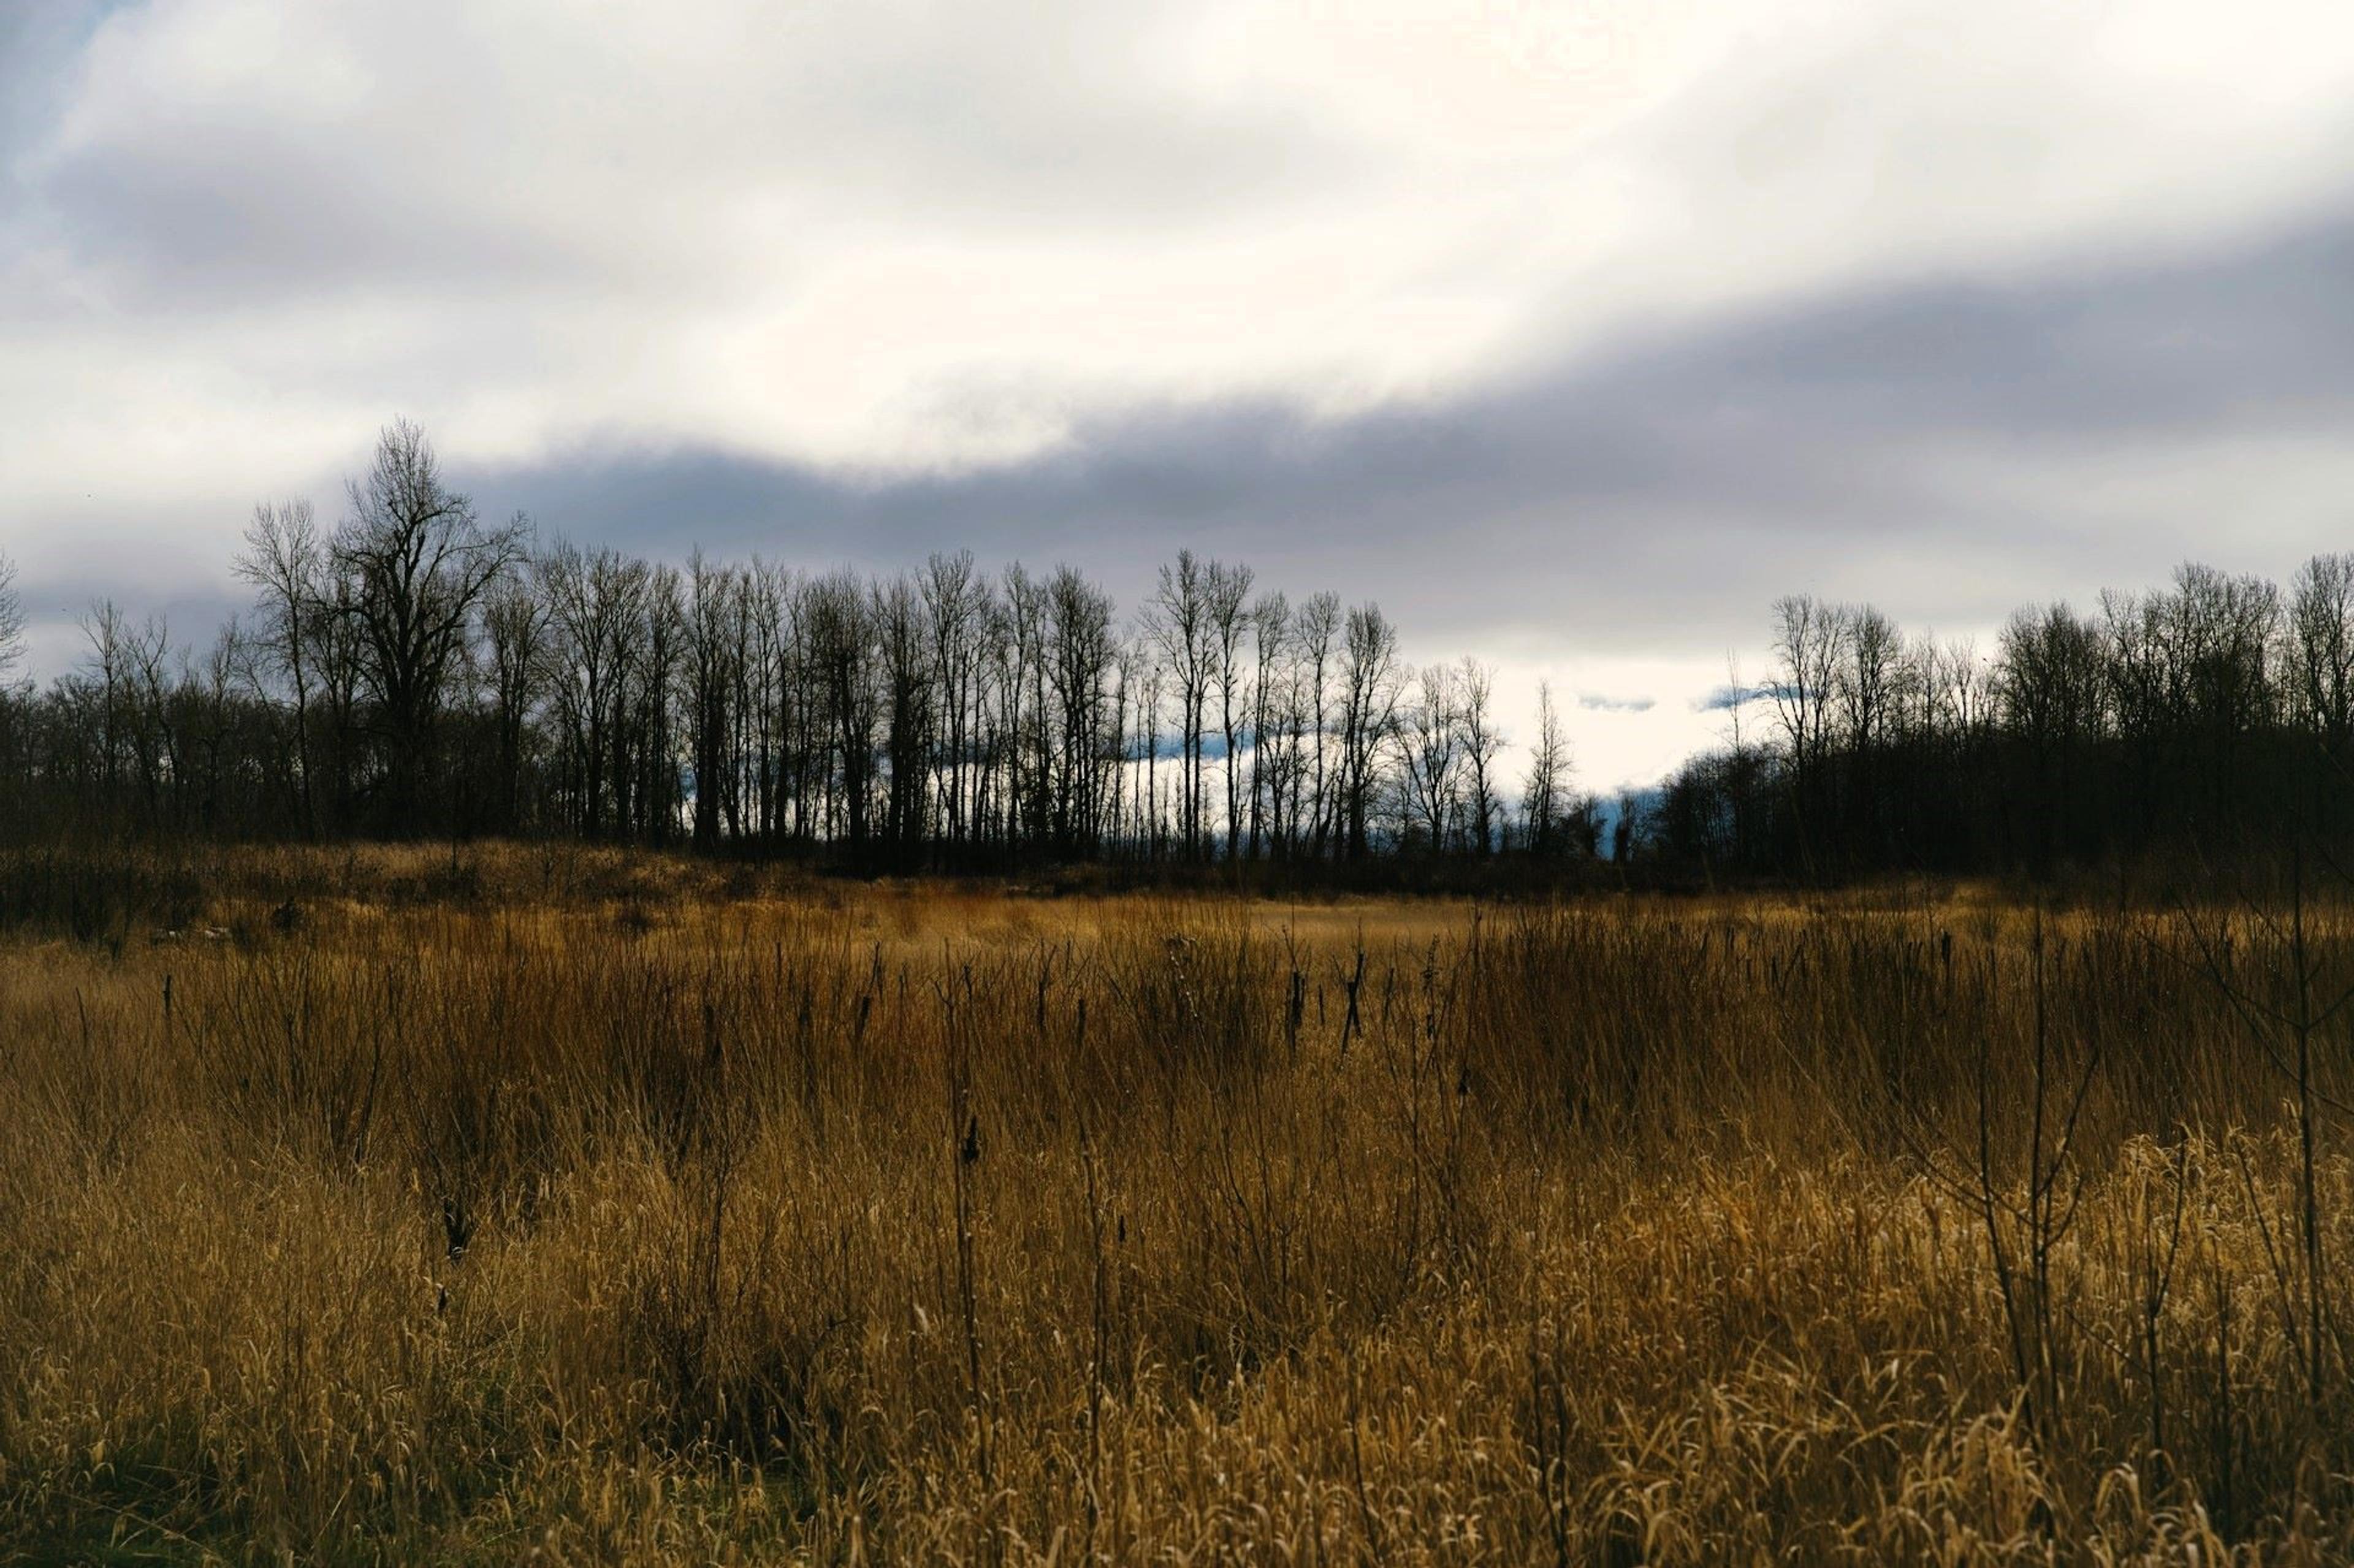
[6,1,2354,787]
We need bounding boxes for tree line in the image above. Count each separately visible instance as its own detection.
[1644,560,2354,878]
[0,421,1593,866]
[4,419,2343,881]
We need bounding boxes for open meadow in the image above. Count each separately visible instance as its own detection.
[6,847,2354,1563]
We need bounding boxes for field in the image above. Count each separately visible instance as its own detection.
[6,848,2354,1564]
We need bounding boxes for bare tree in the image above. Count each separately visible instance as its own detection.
[1834,606,1900,756]
[994,563,1048,843]
[1770,593,1842,866]
[1044,565,1117,851]
[1522,680,1572,856]
[0,550,24,687]
[805,571,880,858]
[2288,552,2354,756]
[1834,604,1902,848]
[184,619,253,834]
[1136,657,1167,858]
[744,560,801,841]
[0,553,25,829]
[923,551,988,849]
[1245,591,1288,859]
[875,573,935,858]
[80,599,133,814]
[1772,595,1841,769]
[1934,636,1992,741]
[1293,592,1340,856]
[1398,662,1463,851]
[1336,603,1403,858]
[333,420,527,831]
[628,563,687,842]
[1206,559,1254,859]
[541,542,647,840]
[1144,553,1214,858]
[1457,655,1502,854]
[82,603,177,831]
[482,572,549,834]
[1998,603,2107,867]
[235,499,326,834]
[685,552,742,848]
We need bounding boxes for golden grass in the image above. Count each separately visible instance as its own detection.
[4,850,2354,1562]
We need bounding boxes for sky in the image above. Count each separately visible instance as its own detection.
[6,1,2354,789]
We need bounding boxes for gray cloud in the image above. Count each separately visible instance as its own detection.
[1579,694,1656,714]
[1696,683,1792,714]
[21,2,1356,314]
[454,202,2354,654]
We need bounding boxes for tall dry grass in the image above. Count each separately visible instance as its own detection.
[4,853,2354,1562]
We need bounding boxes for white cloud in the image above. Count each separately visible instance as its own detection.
[18,0,2354,477]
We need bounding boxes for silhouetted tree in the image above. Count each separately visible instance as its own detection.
[1336,604,1402,859]
[1522,680,1571,856]
[235,499,327,834]
[15,421,2350,885]
[333,421,527,832]
[0,551,23,687]
[1145,552,1214,858]
[1459,657,1503,855]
